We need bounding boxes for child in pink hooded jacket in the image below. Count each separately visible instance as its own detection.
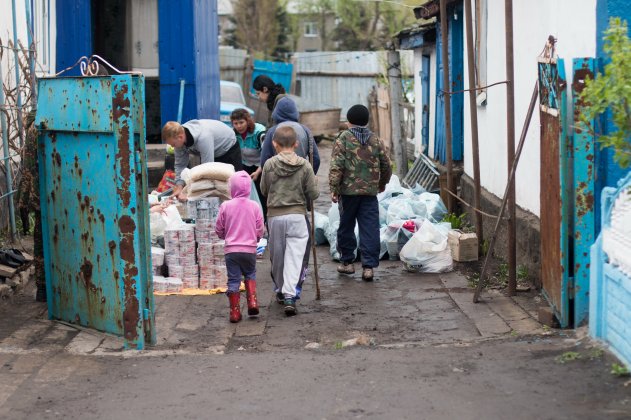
[215,171,265,322]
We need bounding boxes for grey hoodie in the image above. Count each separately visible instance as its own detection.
[260,151,319,217]
[174,119,237,185]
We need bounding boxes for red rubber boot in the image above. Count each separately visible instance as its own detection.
[228,292,242,323]
[244,280,259,316]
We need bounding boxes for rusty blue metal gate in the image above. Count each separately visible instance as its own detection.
[35,72,155,349]
[538,56,571,327]
[571,58,598,327]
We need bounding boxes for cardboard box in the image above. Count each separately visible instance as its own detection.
[448,230,479,262]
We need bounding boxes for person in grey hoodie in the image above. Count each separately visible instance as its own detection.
[260,96,320,174]
[162,120,243,200]
[260,125,319,316]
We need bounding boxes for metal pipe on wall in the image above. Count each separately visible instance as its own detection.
[505,0,517,295]
[0,45,18,243]
[439,0,455,213]
[25,0,36,103]
[473,82,539,303]
[11,0,25,146]
[464,0,483,246]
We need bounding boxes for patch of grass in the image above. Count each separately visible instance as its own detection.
[588,348,604,360]
[441,213,467,230]
[334,341,344,350]
[480,239,489,256]
[510,330,518,337]
[611,363,630,377]
[467,272,480,288]
[490,262,509,288]
[556,351,582,364]
[517,265,529,282]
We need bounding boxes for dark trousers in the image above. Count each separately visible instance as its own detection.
[337,195,380,268]
[216,141,243,172]
[225,252,257,294]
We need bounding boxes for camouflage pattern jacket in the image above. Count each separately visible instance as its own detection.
[329,129,392,196]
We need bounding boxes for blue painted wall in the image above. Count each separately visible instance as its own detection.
[434,1,464,164]
[595,0,630,227]
[158,0,220,124]
[55,0,92,75]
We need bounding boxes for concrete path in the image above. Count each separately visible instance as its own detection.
[0,141,629,418]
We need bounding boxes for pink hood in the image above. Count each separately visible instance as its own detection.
[229,170,252,199]
[215,170,264,254]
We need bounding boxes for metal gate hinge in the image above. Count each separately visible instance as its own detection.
[143,308,150,320]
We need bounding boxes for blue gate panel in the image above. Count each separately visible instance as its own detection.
[158,0,220,124]
[193,0,220,120]
[572,58,597,327]
[36,74,154,349]
[55,0,92,75]
[251,60,294,95]
[538,58,571,328]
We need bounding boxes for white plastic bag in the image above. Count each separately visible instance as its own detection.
[386,197,428,224]
[314,211,330,245]
[325,203,358,261]
[381,221,414,260]
[399,221,453,273]
[418,192,448,223]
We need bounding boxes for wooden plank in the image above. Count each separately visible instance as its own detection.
[300,109,341,137]
[377,85,392,153]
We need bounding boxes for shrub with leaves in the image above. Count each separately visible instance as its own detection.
[579,18,631,169]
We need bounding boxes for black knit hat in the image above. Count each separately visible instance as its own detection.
[346,104,369,126]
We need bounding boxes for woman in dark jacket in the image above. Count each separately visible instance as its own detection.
[252,75,287,121]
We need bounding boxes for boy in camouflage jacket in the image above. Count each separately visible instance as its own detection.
[329,105,392,281]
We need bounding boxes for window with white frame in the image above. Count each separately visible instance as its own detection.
[304,22,318,37]
[33,0,52,73]
[475,0,487,106]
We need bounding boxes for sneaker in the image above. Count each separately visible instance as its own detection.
[284,298,297,316]
[275,292,284,305]
[337,262,355,275]
[362,267,374,282]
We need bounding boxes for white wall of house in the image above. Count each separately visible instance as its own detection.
[0,0,57,80]
[463,0,597,216]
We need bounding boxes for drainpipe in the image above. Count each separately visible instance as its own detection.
[25,0,36,103]
[0,49,18,243]
[11,0,25,146]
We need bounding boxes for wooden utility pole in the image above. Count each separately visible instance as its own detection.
[440,0,455,212]
[387,49,408,178]
[505,0,517,295]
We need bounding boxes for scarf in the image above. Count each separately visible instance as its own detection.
[349,126,372,146]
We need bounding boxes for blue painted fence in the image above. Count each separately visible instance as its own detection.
[590,172,631,368]
[251,60,293,95]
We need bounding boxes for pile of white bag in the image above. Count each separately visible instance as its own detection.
[181,162,235,201]
[318,175,454,273]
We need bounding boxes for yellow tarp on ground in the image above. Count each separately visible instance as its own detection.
[154,282,245,296]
